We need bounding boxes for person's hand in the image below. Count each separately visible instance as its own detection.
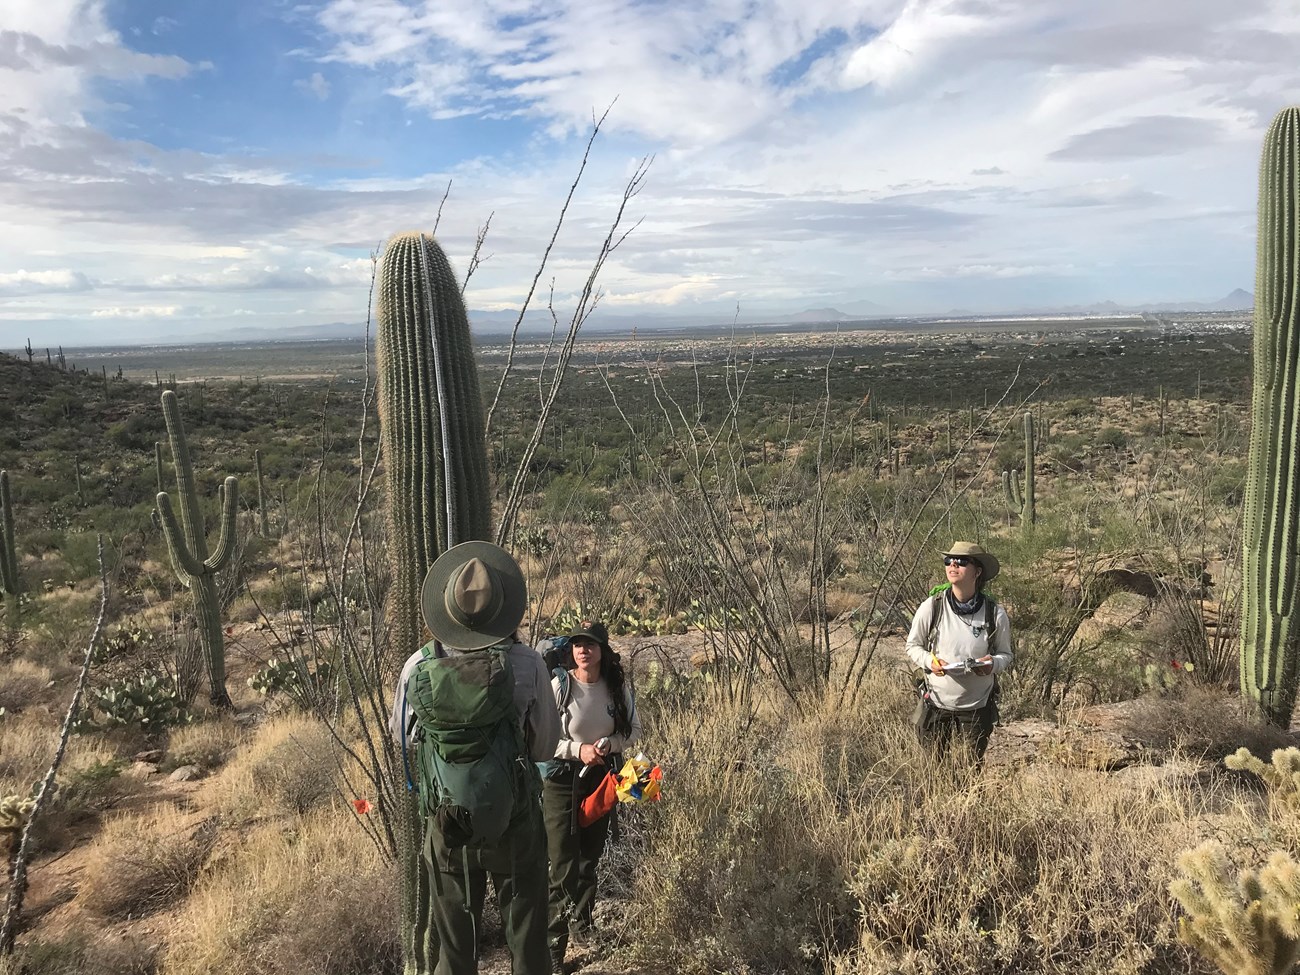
[578,743,603,765]
[930,657,948,676]
[973,655,994,676]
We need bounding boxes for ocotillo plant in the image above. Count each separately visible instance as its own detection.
[1243,106,1300,727]
[1001,412,1036,529]
[0,471,20,632]
[376,230,491,975]
[155,390,238,708]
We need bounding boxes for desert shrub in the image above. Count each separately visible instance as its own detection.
[1128,691,1289,769]
[0,659,52,713]
[1097,425,1128,450]
[162,812,399,975]
[165,716,244,772]
[205,715,338,820]
[79,805,217,919]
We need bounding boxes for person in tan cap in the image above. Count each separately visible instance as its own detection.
[904,541,1013,762]
[389,541,560,975]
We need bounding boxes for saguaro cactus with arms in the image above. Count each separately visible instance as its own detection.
[155,390,238,709]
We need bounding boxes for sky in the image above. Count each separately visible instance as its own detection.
[1,0,1297,348]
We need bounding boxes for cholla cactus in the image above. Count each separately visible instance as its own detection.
[1226,747,1300,815]
[0,795,34,833]
[1170,841,1300,975]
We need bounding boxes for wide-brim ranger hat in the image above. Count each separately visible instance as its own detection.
[942,541,1000,585]
[421,541,528,650]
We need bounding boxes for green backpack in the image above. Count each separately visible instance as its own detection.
[404,640,529,848]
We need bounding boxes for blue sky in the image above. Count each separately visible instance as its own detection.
[1,0,1297,347]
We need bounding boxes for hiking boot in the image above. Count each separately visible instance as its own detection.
[550,945,567,975]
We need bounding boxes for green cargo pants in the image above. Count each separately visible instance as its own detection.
[426,799,550,975]
[542,763,612,959]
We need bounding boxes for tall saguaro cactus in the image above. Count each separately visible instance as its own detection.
[155,390,238,708]
[0,471,20,631]
[376,231,491,975]
[1242,107,1300,727]
[1001,412,1036,529]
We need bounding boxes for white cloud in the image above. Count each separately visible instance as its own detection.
[295,71,331,100]
[0,268,94,293]
[90,305,180,318]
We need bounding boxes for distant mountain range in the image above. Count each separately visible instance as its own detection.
[173,290,1253,345]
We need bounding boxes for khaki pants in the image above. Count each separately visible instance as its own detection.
[426,800,551,975]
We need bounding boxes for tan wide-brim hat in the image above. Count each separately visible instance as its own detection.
[942,541,1000,585]
[421,541,528,650]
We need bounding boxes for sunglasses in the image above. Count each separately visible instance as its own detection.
[943,555,974,567]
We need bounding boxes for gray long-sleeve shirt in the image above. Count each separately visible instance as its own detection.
[905,595,1013,711]
[390,639,561,762]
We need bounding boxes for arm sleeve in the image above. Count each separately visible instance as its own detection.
[526,657,562,762]
[607,686,641,755]
[553,675,581,761]
[388,650,423,743]
[991,605,1013,674]
[904,600,936,671]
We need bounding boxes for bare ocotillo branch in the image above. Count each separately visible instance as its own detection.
[1,535,108,955]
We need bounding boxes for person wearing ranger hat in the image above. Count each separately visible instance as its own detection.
[389,541,560,975]
[904,541,1013,762]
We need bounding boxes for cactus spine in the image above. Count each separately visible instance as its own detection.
[1001,412,1036,528]
[376,231,491,975]
[155,390,238,708]
[1242,107,1300,727]
[0,471,20,630]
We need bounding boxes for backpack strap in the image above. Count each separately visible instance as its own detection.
[552,665,572,711]
[925,593,944,654]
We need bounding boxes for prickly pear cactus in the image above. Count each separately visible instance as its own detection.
[376,231,492,975]
[155,390,238,708]
[1242,106,1300,727]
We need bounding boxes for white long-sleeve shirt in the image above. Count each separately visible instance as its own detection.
[905,594,1012,711]
[551,672,641,761]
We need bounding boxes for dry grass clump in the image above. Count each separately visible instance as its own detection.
[79,804,216,919]
[203,714,338,821]
[165,715,244,772]
[0,926,156,975]
[162,810,398,975]
[0,709,117,791]
[0,658,52,713]
[629,673,1224,975]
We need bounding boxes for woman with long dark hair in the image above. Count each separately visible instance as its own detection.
[542,620,640,974]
